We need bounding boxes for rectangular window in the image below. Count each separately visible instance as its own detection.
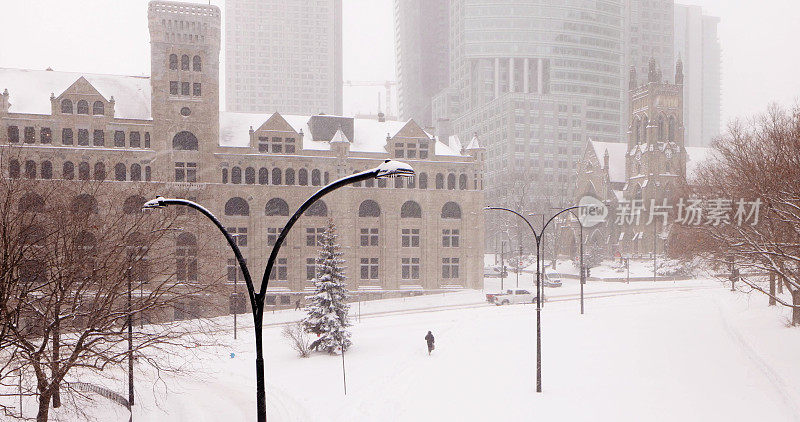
[130,131,141,148]
[360,228,378,246]
[442,258,460,279]
[40,127,51,144]
[175,162,185,182]
[114,130,125,147]
[193,83,201,96]
[258,136,269,152]
[267,227,283,246]
[23,127,35,143]
[61,128,73,145]
[77,129,89,146]
[285,138,295,154]
[306,227,325,246]
[306,258,316,281]
[401,228,420,247]
[226,227,248,247]
[175,162,197,182]
[226,258,246,284]
[181,82,190,96]
[442,229,460,247]
[360,258,379,280]
[7,126,19,143]
[93,129,104,146]
[144,132,150,148]
[401,257,420,280]
[269,257,288,281]
[419,142,429,159]
[170,81,179,95]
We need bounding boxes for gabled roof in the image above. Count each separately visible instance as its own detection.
[255,112,298,134]
[330,126,349,143]
[393,120,431,139]
[466,134,482,150]
[589,140,627,184]
[0,68,151,120]
[448,135,463,152]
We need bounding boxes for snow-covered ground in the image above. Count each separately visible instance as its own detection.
[11,279,800,421]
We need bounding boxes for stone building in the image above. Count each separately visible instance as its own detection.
[0,1,485,316]
[568,59,708,259]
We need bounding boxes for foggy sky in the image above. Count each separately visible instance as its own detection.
[0,0,798,126]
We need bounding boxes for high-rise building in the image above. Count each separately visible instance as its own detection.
[674,4,721,147]
[431,0,625,249]
[225,0,343,115]
[394,0,449,127]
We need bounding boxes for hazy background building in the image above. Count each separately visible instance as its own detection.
[674,3,721,147]
[394,0,449,127]
[225,0,343,115]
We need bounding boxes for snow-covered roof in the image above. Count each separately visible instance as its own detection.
[330,127,349,143]
[685,146,712,181]
[220,112,465,156]
[466,134,482,150]
[448,135,463,152]
[589,140,628,184]
[0,68,151,120]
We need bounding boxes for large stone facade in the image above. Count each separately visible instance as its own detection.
[0,1,485,314]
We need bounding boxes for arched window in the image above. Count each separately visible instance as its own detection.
[114,163,126,181]
[76,231,97,254]
[41,161,53,179]
[285,168,295,185]
[324,172,330,185]
[130,164,142,181]
[306,200,328,217]
[193,55,202,71]
[435,173,444,189]
[401,201,422,218]
[77,100,89,115]
[19,193,45,213]
[231,167,242,184]
[222,168,228,184]
[78,162,90,180]
[169,54,178,70]
[447,173,456,190]
[172,131,199,150]
[419,172,428,189]
[245,167,255,184]
[441,202,462,219]
[298,169,308,185]
[61,99,73,114]
[394,177,403,188]
[92,101,104,115]
[9,159,20,179]
[459,174,467,190]
[123,195,145,214]
[668,116,676,142]
[311,169,321,186]
[181,54,190,70]
[258,168,269,184]
[20,225,46,245]
[94,162,105,180]
[378,178,387,188]
[71,194,98,214]
[24,160,36,179]
[407,174,416,188]
[224,197,250,216]
[358,200,381,217]
[176,233,198,283]
[265,198,290,216]
[62,161,74,180]
[272,168,282,185]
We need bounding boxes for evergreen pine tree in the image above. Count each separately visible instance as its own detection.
[302,219,352,354]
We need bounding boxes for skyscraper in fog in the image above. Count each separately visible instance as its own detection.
[225,0,343,115]
[674,4,721,147]
[394,0,449,127]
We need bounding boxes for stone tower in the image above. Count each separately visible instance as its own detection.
[148,1,221,183]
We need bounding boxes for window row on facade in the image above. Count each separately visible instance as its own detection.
[6,125,151,149]
[168,53,202,72]
[59,99,105,115]
[223,197,462,220]
[169,81,202,97]
[8,159,152,182]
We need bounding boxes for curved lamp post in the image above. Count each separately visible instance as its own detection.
[484,205,578,393]
[143,159,414,422]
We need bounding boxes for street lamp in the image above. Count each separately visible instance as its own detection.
[484,205,578,393]
[142,159,414,422]
[551,207,585,315]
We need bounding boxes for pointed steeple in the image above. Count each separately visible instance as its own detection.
[466,132,482,150]
[675,57,684,85]
[648,58,659,83]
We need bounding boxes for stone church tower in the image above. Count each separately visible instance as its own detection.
[148,1,221,183]
[623,58,686,254]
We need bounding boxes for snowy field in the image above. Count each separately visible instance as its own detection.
[13,279,800,422]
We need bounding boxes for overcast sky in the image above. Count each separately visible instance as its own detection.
[1,0,798,125]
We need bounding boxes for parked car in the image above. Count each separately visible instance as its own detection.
[543,272,563,288]
[491,289,538,305]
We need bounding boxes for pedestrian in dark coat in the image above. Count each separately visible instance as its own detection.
[425,331,435,355]
[294,298,301,310]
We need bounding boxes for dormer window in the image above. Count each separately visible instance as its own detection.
[61,99,73,114]
[92,101,104,116]
[394,140,429,160]
[258,136,296,154]
[77,100,89,115]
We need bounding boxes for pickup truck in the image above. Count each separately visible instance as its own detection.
[489,289,538,305]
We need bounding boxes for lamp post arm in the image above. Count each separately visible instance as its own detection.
[541,206,580,235]
[485,206,539,240]
[259,169,380,299]
[158,198,257,312]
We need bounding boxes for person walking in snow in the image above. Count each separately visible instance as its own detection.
[425,331,435,355]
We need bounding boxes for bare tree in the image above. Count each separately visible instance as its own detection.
[668,104,800,324]
[0,177,224,421]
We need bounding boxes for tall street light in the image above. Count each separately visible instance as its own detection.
[485,205,578,393]
[143,159,414,422]
[551,207,585,314]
